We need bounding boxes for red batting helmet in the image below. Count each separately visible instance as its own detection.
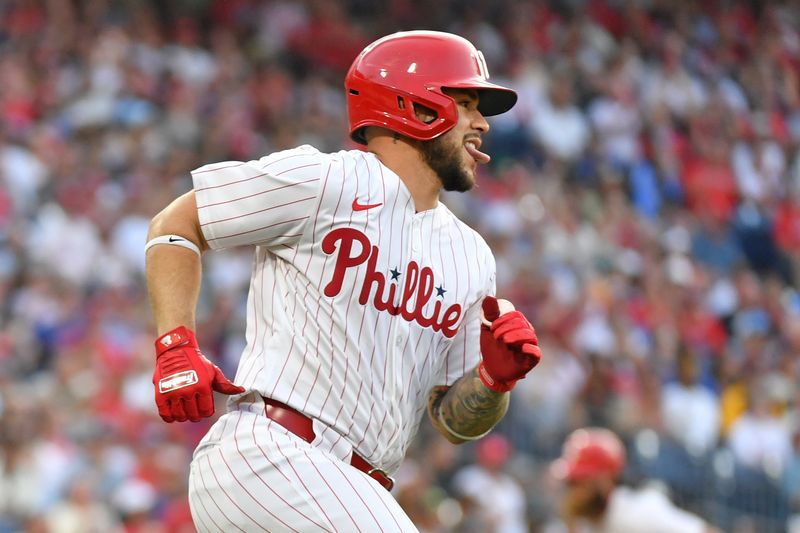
[345,30,517,144]
[551,427,626,481]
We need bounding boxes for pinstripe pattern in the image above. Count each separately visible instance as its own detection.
[189,405,417,532]
[189,145,496,529]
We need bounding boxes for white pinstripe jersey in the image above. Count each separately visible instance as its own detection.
[192,145,496,474]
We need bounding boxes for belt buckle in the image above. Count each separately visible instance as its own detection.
[367,468,395,491]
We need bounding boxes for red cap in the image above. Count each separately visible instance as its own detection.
[551,427,625,481]
[476,434,512,469]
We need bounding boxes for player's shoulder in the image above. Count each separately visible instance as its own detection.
[320,148,387,187]
[193,145,327,177]
[284,146,375,167]
[327,148,381,172]
[254,144,326,168]
[441,205,494,256]
[254,145,376,184]
[252,145,373,169]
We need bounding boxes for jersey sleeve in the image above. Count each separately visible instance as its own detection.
[192,145,325,250]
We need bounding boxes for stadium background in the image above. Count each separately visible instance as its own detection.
[1,0,799,531]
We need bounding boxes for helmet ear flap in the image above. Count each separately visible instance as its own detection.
[347,82,457,144]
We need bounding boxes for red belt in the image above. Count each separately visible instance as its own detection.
[262,397,394,491]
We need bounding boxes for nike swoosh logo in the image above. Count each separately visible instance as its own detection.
[352,198,383,211]
[168,237,184,243]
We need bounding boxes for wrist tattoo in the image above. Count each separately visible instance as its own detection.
[429,368,509,442]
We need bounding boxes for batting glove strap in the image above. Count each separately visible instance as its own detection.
[478,361,517,393]
[155,326,196,357]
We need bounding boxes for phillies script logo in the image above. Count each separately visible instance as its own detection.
[322,228,462,337]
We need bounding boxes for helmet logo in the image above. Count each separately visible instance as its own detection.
[475,50,490,80]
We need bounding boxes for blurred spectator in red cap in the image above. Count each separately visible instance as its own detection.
[544,427,719,533]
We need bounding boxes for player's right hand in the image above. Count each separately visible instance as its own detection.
[152,326,245,423]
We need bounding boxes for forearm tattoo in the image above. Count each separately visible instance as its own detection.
[428,368,510,442]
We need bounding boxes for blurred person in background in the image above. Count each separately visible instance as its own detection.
[451,433,528,533]
[44,477,120,533]
[727,377,793,477]
[544,427,719,533]
[660,345,720,457]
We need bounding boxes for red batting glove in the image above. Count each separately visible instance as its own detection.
[478,296,542,392]
[152,326,245,423]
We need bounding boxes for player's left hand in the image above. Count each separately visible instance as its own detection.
[477,296,541,392]
[152,326,245,422]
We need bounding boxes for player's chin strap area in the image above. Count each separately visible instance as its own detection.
[261,397,395,491]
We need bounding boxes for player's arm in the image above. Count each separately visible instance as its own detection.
[428,297,541,444]
[146,190,207,334]
[146,190,244,423]
[427,372,510,444]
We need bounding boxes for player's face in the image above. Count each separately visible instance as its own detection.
[420,89,490,192]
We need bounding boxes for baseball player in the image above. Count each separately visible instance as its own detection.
[547,427,721,533]
[145,30,541,532]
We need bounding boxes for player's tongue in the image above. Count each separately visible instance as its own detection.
[465,140,491,164]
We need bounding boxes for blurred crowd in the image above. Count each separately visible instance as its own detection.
[1,0,800,531]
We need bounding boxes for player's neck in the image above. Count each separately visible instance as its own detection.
[367,135,441,212]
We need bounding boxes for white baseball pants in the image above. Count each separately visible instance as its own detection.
[187,400,419,532]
